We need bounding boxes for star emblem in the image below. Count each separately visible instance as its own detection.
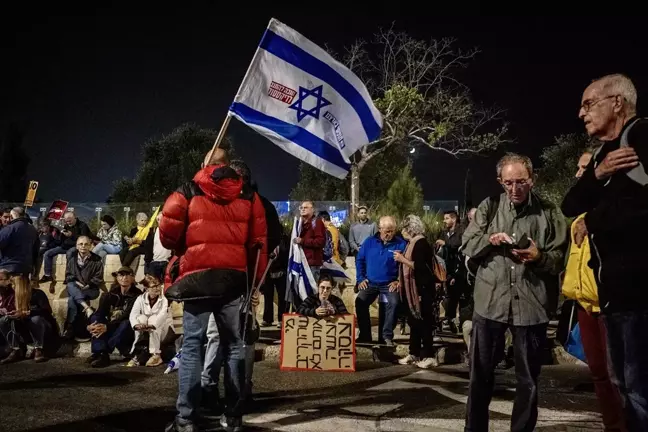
[288,85,332,122]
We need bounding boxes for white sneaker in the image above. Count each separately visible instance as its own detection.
[398,354,419,365]
[416,357,439,369]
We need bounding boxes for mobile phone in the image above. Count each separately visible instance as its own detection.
[511,233,530,249]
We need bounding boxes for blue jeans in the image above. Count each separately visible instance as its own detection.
[43,246,76,276]
[604,311,648,432]
[201,312,255,396]
[66,283,100,325]
[92,243,121,260]
[90,319,134,356]
[176,296,244,425]
[355,283,399,342]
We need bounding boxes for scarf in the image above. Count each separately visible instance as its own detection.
[400,235,425,320]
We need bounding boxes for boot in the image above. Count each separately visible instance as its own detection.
[1,349,24,365]
[33,348,47,363]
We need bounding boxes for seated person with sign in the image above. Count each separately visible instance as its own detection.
[298,275,348,318]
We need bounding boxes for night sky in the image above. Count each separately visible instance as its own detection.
[3,9,647,204]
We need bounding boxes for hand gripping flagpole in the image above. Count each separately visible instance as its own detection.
[242,245,279,348]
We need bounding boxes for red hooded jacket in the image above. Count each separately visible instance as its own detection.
[159,164,267,301]
[299,216,326,267]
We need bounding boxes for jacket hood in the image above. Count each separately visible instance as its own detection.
[193,165,243,203]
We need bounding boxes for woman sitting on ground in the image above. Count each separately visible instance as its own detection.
[127,273,173,367]
[92,215,122,261]
[393,214,442,369]
[298,274,348,318]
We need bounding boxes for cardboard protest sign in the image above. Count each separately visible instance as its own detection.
[46,200,69,220]
[280,313,356,372]
[24,181,39,207]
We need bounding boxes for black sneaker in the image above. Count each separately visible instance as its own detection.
[38,275,53,283]
[85,353,101,364]
[91,354,110,368]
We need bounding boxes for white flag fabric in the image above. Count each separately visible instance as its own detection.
[286,217,317,301]
[321,260,350,285]
[229,18,383,179]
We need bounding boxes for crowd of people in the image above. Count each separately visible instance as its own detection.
[0,72,646,432]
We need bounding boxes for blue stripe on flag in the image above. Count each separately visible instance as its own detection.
[230,102,351,171]
[259,29,381,142]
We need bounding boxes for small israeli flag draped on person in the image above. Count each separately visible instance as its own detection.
[321,260,350,285]
[286,217,317,302]
[229,18,383,179]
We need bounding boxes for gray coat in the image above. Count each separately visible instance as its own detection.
[349,221,377,254]
[462,193,567,326]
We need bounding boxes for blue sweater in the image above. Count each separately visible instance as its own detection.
[356,233,407,285]
[0,218,39,275]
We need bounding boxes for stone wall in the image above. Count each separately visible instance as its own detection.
[41,255,378,333]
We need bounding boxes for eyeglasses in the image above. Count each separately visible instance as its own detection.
[502,179,530,189]
[580,95,617,113]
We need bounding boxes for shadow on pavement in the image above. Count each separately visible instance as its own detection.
[26,407,176,432]
[0,371,150,391]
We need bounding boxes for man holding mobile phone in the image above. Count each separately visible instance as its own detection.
[462,153,568,432]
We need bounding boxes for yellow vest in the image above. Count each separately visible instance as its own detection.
[561,214,600,313]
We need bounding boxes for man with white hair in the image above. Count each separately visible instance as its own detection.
[355,216,406,346]
[562,74,648,430]
[39,211,92,283]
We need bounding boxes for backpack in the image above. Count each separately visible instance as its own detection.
[323,228,334,262]
[338,233,349,262]
[465,194,501,279]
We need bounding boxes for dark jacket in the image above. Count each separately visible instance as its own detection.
[159,164,267,302]
[93,283,140,325]
[561,117,648,313]
[270,233,290,273]
[259,194,282,257]
[61,219,92,250]
[298,293,348,318]
[411,239,438,290]
[0,217,39,275]
[299,216,326,267]
[440,228,465,279]
[64,252,104,289]
[39,227,62,252]
[29,289,59,334]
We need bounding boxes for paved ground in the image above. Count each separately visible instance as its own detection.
[0,351,603,432]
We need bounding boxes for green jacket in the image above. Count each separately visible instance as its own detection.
[462,192,567,326]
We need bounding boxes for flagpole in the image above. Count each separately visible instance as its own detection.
[205,19,274,164]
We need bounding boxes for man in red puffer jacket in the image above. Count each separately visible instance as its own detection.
[161,144,267,432]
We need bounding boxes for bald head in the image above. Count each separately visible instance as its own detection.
[580,74,637,140]
[378,216,397,242]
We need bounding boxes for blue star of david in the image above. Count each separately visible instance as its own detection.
[289,85,331,122]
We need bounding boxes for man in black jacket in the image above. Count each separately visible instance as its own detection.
[561,73,648,430]
[40,211,92,283]
[63,236,104,338]
[86,266,140,368]
[436,210,467,334]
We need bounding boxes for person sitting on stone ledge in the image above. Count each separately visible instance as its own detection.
[126,273,173,367]
[120,212,152,267]
[0,269,59,364]
[298,274,348,319]
[63,236,104,339]
[33,219,62,287]
[92,215,123,262]
[86,266,140,368]
[39,211,92,283]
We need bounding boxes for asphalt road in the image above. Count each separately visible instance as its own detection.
[0,354,604,432]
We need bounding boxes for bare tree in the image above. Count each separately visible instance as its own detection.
[333,27,510,214]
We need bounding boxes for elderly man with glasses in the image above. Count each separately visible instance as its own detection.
[462,153,567,432]
[562,74,648,431]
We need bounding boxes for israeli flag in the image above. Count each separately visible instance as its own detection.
[229,18,383,179]
[321,260,350,285]
[286,217,317,302]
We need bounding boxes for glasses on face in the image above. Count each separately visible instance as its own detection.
[580,95,617,113]
[299,206,312,210]
[502,179,530,189]
[77,242,92,247]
